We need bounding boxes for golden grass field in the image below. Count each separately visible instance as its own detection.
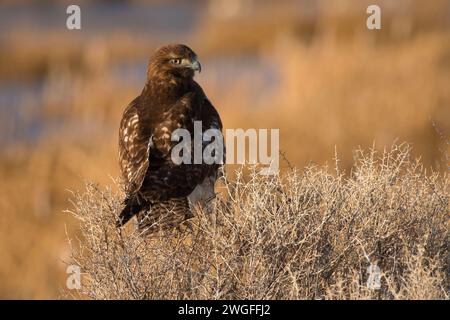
[0,0,449,299]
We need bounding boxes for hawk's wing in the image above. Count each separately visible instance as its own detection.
[201,95,225,166]
[119,97,152,196]
[202,97,222,131]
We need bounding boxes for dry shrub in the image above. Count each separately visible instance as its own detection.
[66,144,448,300]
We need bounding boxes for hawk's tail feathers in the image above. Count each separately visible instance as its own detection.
[116,196,147,228]
[137,197,192,235]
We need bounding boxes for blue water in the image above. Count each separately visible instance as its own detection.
[0,2,282,147]
[0,81,44,145]
[0,2,202,37]
[0,1,198,146]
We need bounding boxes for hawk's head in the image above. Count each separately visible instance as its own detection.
[147,44,201,81]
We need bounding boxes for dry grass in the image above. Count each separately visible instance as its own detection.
[65,144,449,299]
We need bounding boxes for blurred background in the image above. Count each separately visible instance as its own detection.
[0,0,449,298]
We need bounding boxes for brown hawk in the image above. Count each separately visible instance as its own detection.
[116,44,224,235]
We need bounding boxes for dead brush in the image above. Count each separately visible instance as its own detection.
[65,144,449,299]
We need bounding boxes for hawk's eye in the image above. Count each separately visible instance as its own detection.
[170,58,182,65]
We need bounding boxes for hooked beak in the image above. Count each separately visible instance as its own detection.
[190,59,202,73]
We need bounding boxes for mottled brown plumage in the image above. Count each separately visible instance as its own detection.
[117,44,224,234]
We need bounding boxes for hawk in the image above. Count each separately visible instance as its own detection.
[116,44,224,235]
